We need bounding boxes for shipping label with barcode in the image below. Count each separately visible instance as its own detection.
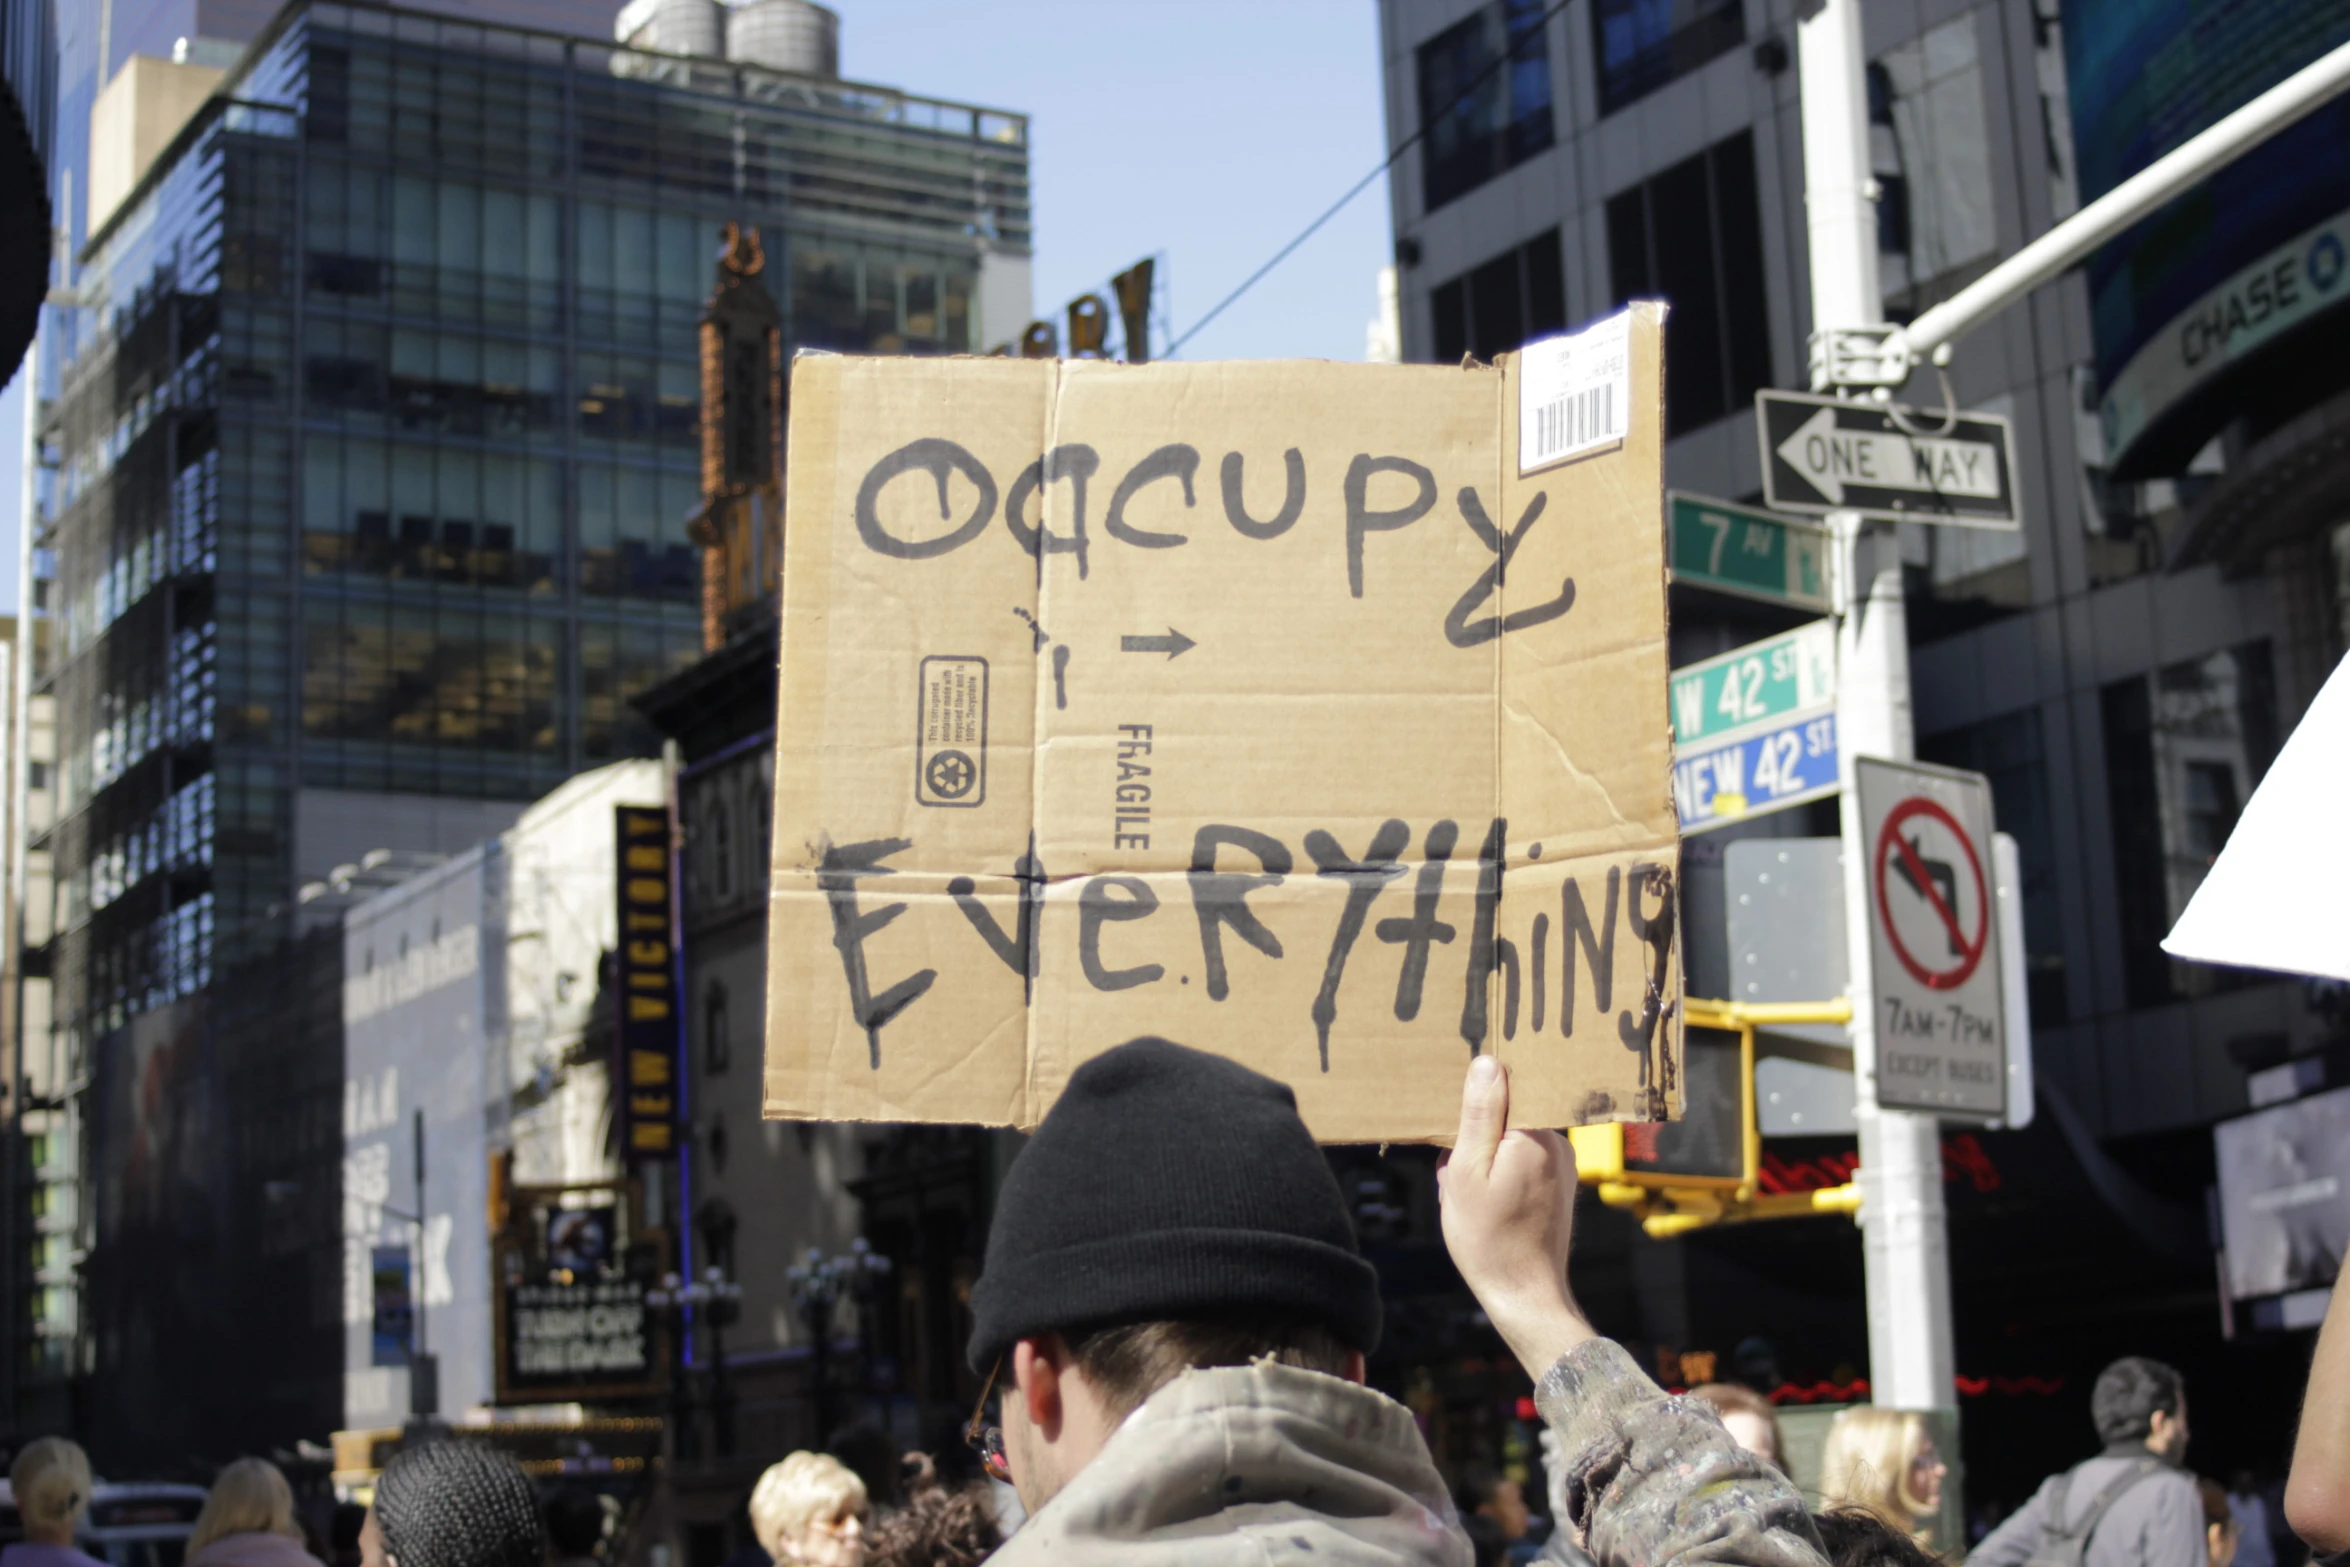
[1517,308,1633,475]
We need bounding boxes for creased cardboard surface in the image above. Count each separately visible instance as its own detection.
[766,307,1680,1142]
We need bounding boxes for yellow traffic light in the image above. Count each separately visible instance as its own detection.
[1573,998,1864,1237]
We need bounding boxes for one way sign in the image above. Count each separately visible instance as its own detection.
[1758,390,2018,529]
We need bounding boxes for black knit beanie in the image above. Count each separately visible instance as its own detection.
[966,1036,1380,1373]
[374,1442,545,1567]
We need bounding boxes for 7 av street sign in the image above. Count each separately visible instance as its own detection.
[1667,491,1832,612]
[1758,390,2019,529]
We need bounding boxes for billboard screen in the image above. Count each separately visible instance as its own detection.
[341,847,500,1428]
[2214,1083,2350,1301]
[2063,0,2350,469]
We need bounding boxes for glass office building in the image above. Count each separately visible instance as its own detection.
[23,0,1027,1408]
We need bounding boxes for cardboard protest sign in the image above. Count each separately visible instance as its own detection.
[764,305,1680,1143]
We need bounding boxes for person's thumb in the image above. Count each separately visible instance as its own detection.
[1453,1053,1508,1179]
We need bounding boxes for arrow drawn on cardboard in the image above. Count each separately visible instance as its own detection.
[1121,628,1196,659]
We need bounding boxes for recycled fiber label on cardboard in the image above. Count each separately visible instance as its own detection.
[915,655,988,807]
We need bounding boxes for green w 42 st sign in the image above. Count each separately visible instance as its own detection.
[1671,620,1837,748]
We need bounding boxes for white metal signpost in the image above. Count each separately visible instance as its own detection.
[1671,622,1839,834]
[1855,757,2006,1121]
[1758,390,2020,528]
[1784,0,2350,1439]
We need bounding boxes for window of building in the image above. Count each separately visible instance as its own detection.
[578,462,701,604]
[1429,229,1567,363]
[300,598,562,765]
[1605,131,1771,436]
[581,618,703,762]
[1593,0,1744,118]
[1417,0,1555,213]
[704,979,730,1075]
[2100,641,2279,1008]
[790,241,976,355]
[1872,17,1996,315]
[1919,710,2068,1025]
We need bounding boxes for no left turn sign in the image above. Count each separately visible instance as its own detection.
[1856,757,2006,1120]
[1875,796,1989,991]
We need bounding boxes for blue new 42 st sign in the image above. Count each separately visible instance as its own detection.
[1674,711,1840,833]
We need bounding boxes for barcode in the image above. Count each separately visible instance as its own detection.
[1531,383,1619,461]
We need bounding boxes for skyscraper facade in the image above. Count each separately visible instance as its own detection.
[1375,0,2349,1500]
[18,0,1029,1445]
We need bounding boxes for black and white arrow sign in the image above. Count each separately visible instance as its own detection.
[1757,390,2019,528]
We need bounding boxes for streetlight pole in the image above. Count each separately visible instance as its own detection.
[1796,0,1956,1416]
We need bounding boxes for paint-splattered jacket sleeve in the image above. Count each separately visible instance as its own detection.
[1535,1339,1830,1567]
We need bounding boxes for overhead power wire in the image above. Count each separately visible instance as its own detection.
[1165,0,1574,358]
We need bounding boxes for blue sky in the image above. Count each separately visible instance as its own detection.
[840,0,1394,361]
[0,0,1396,614]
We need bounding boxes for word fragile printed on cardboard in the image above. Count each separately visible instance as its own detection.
[764,306,1680,1143]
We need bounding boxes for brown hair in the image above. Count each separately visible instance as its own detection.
[2198,1479,2234,1529]
[1815,1507,1946,1567]
[1067,1314,1352,1419]
[1689,1382,1786,1465]
[864,1485,1000,1567]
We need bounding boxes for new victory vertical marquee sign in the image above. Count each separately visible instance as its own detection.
[615,806,681,1158]
[762,309,1684,1143]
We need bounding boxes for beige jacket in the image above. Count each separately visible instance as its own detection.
[989,1339,1829,1567]
[987,1357,1469,1566]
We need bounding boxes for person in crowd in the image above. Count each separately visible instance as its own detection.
[542,1488,606,1567]
[357,1442,546,1567]
[1693,1383,1787,1471]
[186,1459,324,1567]
[2222,1474,2272,1567]
[1457,1466,1531,1567]
[1457,1465,1532,1551]
[1969,1357,2204,1567]
[961,1037,1828,1565]
[1464,1513,1511,1567]
[327,1504,367,1567]
[2287,1268,2350,1556]
[749,1453,867,1567]
[2,1439,107,1567]
[1819,1408,1946,1544]
[2195,1480,2240,1567]
[861,1484,999,1567]
[1812,1508,1946,1567]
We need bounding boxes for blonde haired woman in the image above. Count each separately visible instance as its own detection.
[749,1453,867,1567]
[1820,1406,1948,1544]
[2,1439,106,1567]
[186,1459,324,1567]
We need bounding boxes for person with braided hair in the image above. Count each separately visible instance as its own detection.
[357,1444,546,1567]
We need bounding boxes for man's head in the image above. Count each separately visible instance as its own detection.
[2092,1356,2189,1458]
[1455,1465,1530,1541]
[966,1038,1382,1514]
